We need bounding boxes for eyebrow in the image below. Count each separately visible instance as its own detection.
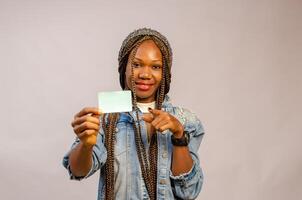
[133,57,162,62]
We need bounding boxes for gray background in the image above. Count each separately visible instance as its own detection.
[1,0,301,199]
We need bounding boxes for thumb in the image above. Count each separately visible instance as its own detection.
[142,113,154,123]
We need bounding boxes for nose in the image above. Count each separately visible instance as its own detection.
[138,66,151,79]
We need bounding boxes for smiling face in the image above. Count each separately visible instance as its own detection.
[125,40,163,103]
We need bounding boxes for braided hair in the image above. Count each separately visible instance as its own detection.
[103,28,173,200]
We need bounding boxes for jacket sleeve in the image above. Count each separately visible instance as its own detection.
[62,128,107,181]
[170,108,205,199]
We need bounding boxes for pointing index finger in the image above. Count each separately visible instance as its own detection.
[148,107,162,116]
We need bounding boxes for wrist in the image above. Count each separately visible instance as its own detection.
[80,142,94,151]
[171,131,190,146]
[173,124,184,138]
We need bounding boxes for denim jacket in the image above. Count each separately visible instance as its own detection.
[63,96,205,199]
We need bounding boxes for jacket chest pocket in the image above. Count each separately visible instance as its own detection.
[115,123,128,156]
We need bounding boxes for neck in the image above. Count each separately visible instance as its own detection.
[136,101,156,113]
[137,98,155,103]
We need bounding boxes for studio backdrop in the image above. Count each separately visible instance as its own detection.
[0,0,301,199]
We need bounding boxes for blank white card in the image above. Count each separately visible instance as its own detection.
[97,90,132,113]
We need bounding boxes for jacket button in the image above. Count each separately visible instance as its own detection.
[159,188,165,195]
[159,179,166,185]
[115,128,119,132]
[162,152,167,158]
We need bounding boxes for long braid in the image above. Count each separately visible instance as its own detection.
[152,38,167,109]
[150,38,167,195]
[103,113,119,200]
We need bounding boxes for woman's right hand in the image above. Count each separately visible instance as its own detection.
[71,107,102,147]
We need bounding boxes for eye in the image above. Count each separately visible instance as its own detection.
[152,65,162,70]
[132,62,141,68]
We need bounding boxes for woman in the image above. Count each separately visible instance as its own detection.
[63,28,205,200]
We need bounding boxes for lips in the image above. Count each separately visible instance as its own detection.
[135,82,154,91]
